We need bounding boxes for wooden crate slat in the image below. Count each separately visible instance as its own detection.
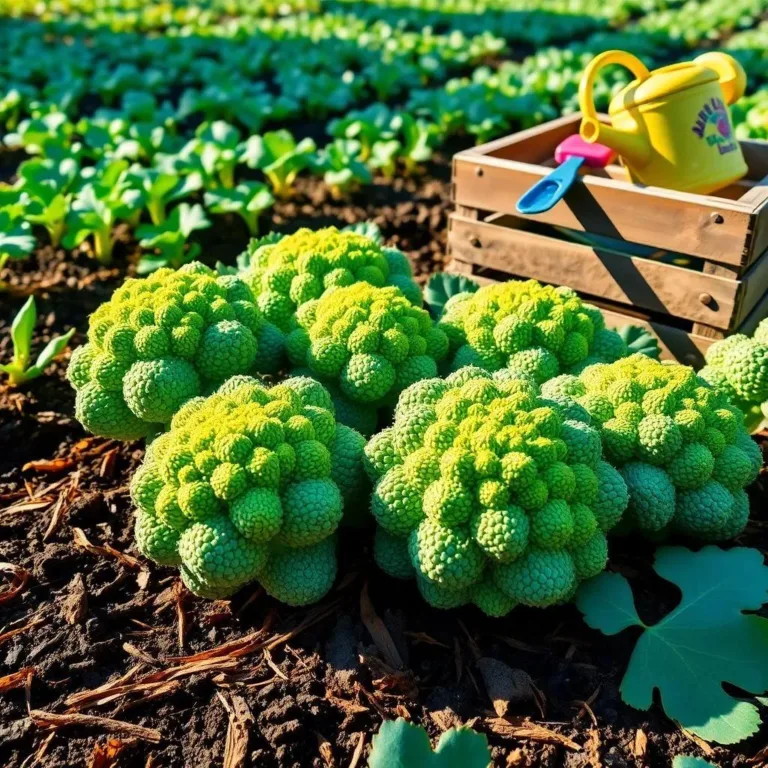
[453,155,753,266]
[734,246,768,326]
[449,214,741,328]
[444,261,716,367]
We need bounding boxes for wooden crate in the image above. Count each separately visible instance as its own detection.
[448,113,768,366]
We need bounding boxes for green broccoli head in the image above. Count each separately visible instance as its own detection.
[240,227,422,332]
[699,319,768,432]
[285,282,449,427]
[438,280,627,380]
[130,375,364,604]
[68,263,286,440]
[364,366,629,617]
[541,354,760,541]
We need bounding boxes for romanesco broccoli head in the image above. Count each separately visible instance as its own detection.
[68,263,286,440]
[241,227,422,331]
[541,354,760,541]
[364,365,629,616]
[131,376,365,604]
[285,282,449,424]
[438,280,627,379]
[699,318,768,432]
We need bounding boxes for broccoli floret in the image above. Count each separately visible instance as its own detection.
[549,354,760,541]
[285,282,448,430]
[365,366,629,616]
[68,263,286,440]
[130,376,363,604]
[239,227,422,332]
[699,318,768,432]
[438,280,627,378]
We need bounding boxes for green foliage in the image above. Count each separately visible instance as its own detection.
[577,546,768,745]
[135,203,211,274]
[240,130,317,200]
[366,365,628,615]
[315,139,372,199]
[131,375,364,604]
[369,719,491,768]
[615,325,661,360]
[672,759,717,768]
[0,296,75,385]
[424,272,479,319]
[543,355,760,542]
[204,182,274,236]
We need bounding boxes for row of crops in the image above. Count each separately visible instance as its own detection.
[0,0,767,275]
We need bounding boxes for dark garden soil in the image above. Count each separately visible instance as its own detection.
[1,155,767,768]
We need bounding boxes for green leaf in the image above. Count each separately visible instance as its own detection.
[29,327,75,377]
[343,221,382,244]
[0,212,36,260]
[369,719,491,768]
[577,546,768,745]
[424,272,480,319]
[672,757,717,768]
[615,325,661,360]
[10,296,37,370]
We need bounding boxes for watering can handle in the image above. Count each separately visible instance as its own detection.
[694,52,747,105]
[578,50,651,134]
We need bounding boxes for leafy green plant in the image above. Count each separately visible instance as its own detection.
[136,202,211,273]
[577,546,768,745]
[123,166,203,226]
[0,210,36,268]
[192,121,242,189]
[204,181,274,236]
[400,114,440,175]
[240,130,316,200]
[1,297,75,386]
[424,271,479,319]
[315,139,372,199]
[615,324,662,360]
[672,758,717,768]
[369,718,491,768]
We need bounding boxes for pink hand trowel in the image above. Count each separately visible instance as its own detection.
[516,134,615,215]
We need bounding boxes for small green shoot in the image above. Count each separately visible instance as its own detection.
[204,181,274,235]
[240,130,316,200]
[1,297,75,386]
[136,202,211,274]
[315,139,371,199]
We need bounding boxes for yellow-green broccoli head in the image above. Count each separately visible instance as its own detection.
[541,354,760,542]
[699,318,768,432]
[131,376,365,604]
[365,365,629,617]
[285,282,449,412]
[241,227,422,331]
[67,263,286,440]
[438,280,627,380]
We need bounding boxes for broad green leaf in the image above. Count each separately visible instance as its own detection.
[615,325,661,360]
[424,272,479,319]
[369,719,490,768]
[27,327,75,378]
[10,296,36,369]
[0,213,36,260]
[343,221,382,243]
[672,758,717,768]
[577,546,768,745]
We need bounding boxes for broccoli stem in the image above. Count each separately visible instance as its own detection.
[219,165,236,189]
[48,219,65,249]
[147,198,166,226]
[93,227,114,265]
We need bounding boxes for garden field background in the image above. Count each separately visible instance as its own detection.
[0,1,767,766]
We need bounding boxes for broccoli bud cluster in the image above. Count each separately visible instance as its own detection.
[699,318,768,432]
[242,227,422,332]
[541,354,761,541]
[68,263,285,440]
[364,366,629,616]
[285,282,449,433]
[131,376,365,604]
[438,280,628,380]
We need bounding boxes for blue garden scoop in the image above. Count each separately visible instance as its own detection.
[516,134,615,215]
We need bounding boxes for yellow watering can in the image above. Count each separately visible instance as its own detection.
[578,50,748,194]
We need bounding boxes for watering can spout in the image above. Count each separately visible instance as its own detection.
[580,118,652,169]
